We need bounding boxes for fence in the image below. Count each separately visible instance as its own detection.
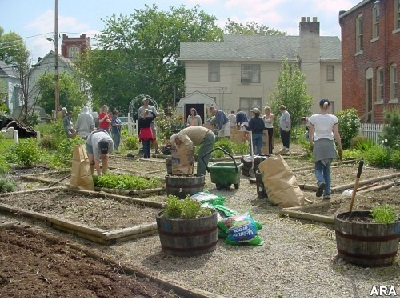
[359,123,383,144]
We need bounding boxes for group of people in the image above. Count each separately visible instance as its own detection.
[62,98,342,200]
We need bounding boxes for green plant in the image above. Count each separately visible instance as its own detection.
[350,134,374,151]
[51,137,85,167]
[371,205,398,224]
[163,195,212,219]
[364,145,392,168]
[336,109,361,149]
[379,109,400,148]
[5,138,42,167]
[0,178,15,193]
[93,173,162,190]
[124,135,139,150]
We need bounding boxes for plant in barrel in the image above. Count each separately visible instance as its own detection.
[156,195,218,257]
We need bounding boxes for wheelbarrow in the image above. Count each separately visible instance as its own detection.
[202,147,243,190]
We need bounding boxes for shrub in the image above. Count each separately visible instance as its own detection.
[379,109,400,148]
[350,134,374,151]
[390,149,400,169]
[336,109,361,149]
[124,135,139,150]
[5,138,42,167]
[93,173,162,190]
[0,178,15,193]
[364,145,391,168]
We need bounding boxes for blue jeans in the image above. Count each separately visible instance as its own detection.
[252,133,263,155]
[142,140,151,158]
[112,131,120,150]
[314,160,331,196]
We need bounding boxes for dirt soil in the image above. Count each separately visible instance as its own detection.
[0,226,179,297]
[1,144,399,297]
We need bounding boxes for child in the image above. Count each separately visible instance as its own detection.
[138,109,156,158]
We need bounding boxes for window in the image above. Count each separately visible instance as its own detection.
[208,62,220,82]
[326,65,334,81]
[239,97,262,115]
[395,0,400,30]
[372,4,379,38]
[68,46,80,59]
[377,67,384,102]
[390,64,398,100]
[241,64,260,83]
[356,15,363,53]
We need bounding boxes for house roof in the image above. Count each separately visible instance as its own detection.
[339,0,370,19]
[0,61,18,78]
[179,34,341,62]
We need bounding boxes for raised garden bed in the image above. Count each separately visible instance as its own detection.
[0,187,163,244]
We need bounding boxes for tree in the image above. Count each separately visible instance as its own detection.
[0,27,35,124]
[224,18,286,35]
[269,60,312,127]
[77,4,223,114]
[36,72,88,115]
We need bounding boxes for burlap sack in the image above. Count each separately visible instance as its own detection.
[258,155,304,207]
[70,145,94,190]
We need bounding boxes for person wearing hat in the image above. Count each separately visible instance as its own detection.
[86,130,114,176]
[245,107,266,155]
[308,99,342,200]
[138,97,159,154]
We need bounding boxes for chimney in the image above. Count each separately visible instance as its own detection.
[299,16,320,37]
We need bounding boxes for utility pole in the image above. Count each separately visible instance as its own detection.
[54,0,60,112]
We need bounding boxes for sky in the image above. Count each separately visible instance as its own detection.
[0,0,362,63]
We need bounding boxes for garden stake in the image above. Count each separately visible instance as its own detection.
[349,159,364,212]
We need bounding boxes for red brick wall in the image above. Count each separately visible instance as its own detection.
[61,34,90,58]
[340,0,400,124]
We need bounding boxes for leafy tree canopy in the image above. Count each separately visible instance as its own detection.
[36,72,88,115]
[270,60,312,127]
[78,4,223,114]
[224,18,286,35]
[0,28,29,65]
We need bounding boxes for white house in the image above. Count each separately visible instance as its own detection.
[179,17,342,117]
[0,60,22,116]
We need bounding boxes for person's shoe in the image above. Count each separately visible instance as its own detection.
[316,183,325,197]
[154,150,160,154]
[323,195,330,200]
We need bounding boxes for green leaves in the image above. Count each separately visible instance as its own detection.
[336,109,361,149]
[371,205,398,224]
[163,195,212,219]
[93,173,162,190]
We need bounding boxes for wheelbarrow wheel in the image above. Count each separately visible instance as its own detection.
[234,183,239,190]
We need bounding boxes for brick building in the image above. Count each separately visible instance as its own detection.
[61,34,90,59]
[339,0,400,123]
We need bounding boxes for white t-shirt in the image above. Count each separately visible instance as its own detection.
[309,113,338,141]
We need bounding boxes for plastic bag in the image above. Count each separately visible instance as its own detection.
[218,212,263,246]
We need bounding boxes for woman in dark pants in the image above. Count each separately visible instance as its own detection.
[138,109,156,158]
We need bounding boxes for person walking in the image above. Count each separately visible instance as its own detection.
[63,111,76,138]
[245,108,266,155]
[138,109,156,158]
[278,105,291,154]
[209,106,230,138]
[75,106,95,139]
[309,99,343,200]
[186,108,202,126]
[138,97,159,154]
[98,105,111,134]
[86,130,114,176]
[262,106,275,154]
[111,110,123,150]
[170,126,215,176]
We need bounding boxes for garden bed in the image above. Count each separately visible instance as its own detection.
[0,188,163,244]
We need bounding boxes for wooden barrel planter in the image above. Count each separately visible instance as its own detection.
[165,174,205,199]
[334,211,400,267]
[156,211,218,257]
